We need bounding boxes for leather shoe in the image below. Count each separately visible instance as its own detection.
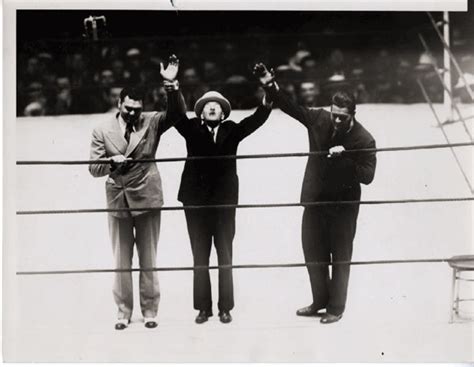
[320,313,342,324]
[296,304,325,317]
[195,310,213,324]
[144,317,158,328]
[115,318,130,330]
[218,311,232,324]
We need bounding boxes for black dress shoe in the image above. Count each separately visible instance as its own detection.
[144,317,158,328]
[195,310,213,324]
[115,319,130,330]
[296,304,325,317]
[218,311,232,324]
[320,313,342,324]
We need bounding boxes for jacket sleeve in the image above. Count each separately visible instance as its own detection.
[157,90,188,136]
[330,138,377,185]
[88,127,112,178]
[234,104,272,142]
[266,84,316,128]
[355,138,377,184]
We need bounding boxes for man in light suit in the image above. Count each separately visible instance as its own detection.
[89,55,185,330]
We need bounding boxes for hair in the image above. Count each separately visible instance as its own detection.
[119,86,145,103]
[331,91,356,115]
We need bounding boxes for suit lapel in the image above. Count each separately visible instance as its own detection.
[125,115,149,157]
[215,122,231,146]
[107,115,127,154]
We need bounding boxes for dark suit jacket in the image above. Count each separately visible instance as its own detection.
[269,87,376,203]
[174,105,272,205]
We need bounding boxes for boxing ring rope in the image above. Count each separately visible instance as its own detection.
[427,12,474,102]
[418,33,473,141]
[16,137,473,275]
[417,78,474,194]
[17,258,452,276]
[15,197,474,216]
[16,141,474,166]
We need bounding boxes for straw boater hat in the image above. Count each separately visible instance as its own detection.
[194,91,232,119]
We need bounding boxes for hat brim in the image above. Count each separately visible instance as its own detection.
[194,96,231,120]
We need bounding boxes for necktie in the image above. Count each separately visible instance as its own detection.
[124,123,134,143]
[210,127,216,143]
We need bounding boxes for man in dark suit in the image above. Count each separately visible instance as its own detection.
[89,55,185,330]
[168,88,272,324]
[254,63,376,324]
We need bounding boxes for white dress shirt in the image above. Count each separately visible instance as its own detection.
[117,115,136,137]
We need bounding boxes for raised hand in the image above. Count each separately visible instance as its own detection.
[160,54,180,81]
[253,62,275,86]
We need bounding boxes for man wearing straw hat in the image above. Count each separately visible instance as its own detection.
[254,63,376,324]
[89,55,185,330]
[166,82,273,324]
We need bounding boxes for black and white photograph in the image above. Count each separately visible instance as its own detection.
[2,0,473,362]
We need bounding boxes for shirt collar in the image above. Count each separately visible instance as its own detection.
[117,113,136,132]
[201,120,221,130]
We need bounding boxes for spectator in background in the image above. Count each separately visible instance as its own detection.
[107,86,123,113]
[274,67,299,104]
[372,49,396,103]
[99,69,115,89]
[23,57,42,85]
[24,101,46,117]
[145,85,168,112]
[415,51,443,103]
[111,59,130,86]
[391,59,417,103]
[181,67,210,110]
[300,56,320,82]
[202,60,224,89]
[54,76,76,115]
[126,48,143,85]
[222,75,260,109]
[320,73,352,106]
[288,49,311,72]
[220,42,240,78]
[90,69,117,113]
[328,49,346,78]
[348,57,371,104]
[24,81,48,113]
[68,53,90,88]
[297,81,319,108]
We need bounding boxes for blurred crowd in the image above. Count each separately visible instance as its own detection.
[18,31,474,117]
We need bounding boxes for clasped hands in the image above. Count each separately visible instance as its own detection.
[327,145,345,158]
[109,155,131,173]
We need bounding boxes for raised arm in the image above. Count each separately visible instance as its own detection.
[253,62,315,127]
[156,55,188,135]
[233,96,272,142]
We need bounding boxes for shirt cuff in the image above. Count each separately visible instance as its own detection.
[166,80,180,91]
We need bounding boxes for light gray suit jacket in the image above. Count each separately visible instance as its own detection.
[89,91,185,218]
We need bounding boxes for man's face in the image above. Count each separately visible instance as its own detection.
[201,101,224,123]
[101,70,115,88]
[299,82,317,105]
[119,96,143,125]
[183,68,199,85]
[330,104,353,132]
